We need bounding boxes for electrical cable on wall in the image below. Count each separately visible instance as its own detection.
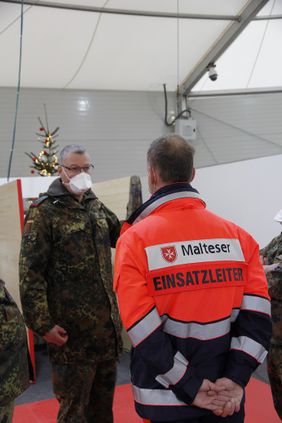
[7,0,24,181]
[163,83,190,126]
[176,0,180,92]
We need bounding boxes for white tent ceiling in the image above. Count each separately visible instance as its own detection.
[1,0,280,93]
[193,0,282,93]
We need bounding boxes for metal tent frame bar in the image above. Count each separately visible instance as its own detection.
[1,0,279,22]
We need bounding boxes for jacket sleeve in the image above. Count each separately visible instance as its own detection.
[101,204,121,248]
[114,231,203,404]
[223,233,272,387]
[260,235,279,263]
[19,206,55,336]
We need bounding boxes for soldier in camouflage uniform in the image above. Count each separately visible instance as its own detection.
[19,145,122,423]
[260,209,282,420]
[0,279,30,423]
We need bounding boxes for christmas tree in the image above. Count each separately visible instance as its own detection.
[26,107,59,176]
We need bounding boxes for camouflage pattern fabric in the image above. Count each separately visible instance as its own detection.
[0,279,29,408]
[52,359,116,423]
[19,178,122,365]
[126,175,143,219]
[260,233,282,269]
[0,401,14,423]
[267,266,282,420]
[261,233,282,419]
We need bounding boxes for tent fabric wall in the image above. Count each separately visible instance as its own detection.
[193,1,282,92]
[0,87,282,179]
[1,1,281,91]
[0,87,173,179]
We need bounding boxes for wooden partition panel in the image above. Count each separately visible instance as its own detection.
[93,176,130,220]
[93,176,132,350]
[0,180,24,309]
[0,179,36,377]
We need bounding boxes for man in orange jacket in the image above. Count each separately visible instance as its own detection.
[114,135,271,423]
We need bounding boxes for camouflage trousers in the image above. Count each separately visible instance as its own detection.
[52,359,117,423]
[268,345,282,420]
[0,401,14,423]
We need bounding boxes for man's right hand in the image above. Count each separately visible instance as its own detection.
[43,325,68,346]
[212,377,244,417]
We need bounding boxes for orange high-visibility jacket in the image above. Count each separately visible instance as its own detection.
[114,183,271,422]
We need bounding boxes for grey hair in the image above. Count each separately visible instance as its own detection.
[59,144,87,163]
[147,135,195,183]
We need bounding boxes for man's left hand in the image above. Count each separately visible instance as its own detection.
[211,377,243,417]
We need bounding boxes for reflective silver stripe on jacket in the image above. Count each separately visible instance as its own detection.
[241,295,271,316]
[128,307,162,347]
[231,336,268,363]
[132,191,203,224]
[133,386,187,406]
[161,315,231,340]
[155,352,189,388]
[231,308,240,322]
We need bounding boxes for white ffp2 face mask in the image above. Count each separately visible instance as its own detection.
[65,171,92,195]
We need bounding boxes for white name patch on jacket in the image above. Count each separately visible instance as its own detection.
[145,238,245,271]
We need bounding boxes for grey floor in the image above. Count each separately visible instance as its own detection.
[16,345,269,406]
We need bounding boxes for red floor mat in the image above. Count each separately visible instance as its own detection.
[13,384,143,423]
[13,379,280,423]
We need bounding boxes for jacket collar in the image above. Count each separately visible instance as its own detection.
[127,182,205,225]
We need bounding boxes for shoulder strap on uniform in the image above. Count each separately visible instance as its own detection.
[30,195,49,207]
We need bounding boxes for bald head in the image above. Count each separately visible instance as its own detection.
[147,135,195,185]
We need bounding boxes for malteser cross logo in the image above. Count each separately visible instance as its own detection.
[161,246,177,263]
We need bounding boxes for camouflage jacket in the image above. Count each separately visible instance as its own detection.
[261,232,282,344]
[19,178,122,364]
[0,279,29,406]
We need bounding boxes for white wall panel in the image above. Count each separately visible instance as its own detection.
[1,88,282,181]
[0,88,173,180]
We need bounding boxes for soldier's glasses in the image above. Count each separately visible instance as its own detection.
[61,164,94,175]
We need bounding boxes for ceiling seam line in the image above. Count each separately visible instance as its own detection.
[0,1,41,36]
[197,127,219,165]
[246,0,277,88]
[62,0,110,88]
